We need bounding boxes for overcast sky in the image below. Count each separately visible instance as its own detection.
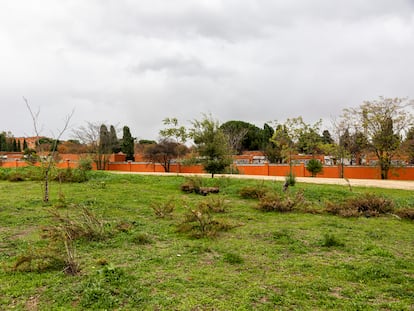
[1,0,414,141]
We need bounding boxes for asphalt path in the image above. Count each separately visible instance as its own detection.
[110,171,414,191]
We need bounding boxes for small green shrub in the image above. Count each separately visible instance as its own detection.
[55,168,89,183]
[223,252,244,264]
[12,246,66,272]
[8,172,25,182]
[257,190,304,212]
[320,233,345,247]
[284,172,296,187]
[80,265,130,309]
[78,157,93,171]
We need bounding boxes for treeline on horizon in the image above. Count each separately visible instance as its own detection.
[2,97,414,171]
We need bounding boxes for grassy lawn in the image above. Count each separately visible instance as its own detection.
[0,171,413,310]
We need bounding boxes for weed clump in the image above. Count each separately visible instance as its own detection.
[320,233,345,247]
[13,205,107,275]
[205,195,229,213]
[325,193,394,217]
[239,186,267,199]
[257,190,304,212]
[395,208,414,221]
[150,198,176,218]
[177,201,235,238]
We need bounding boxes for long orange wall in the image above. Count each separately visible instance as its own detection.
[2,157,414,180]
[106,162,414,180]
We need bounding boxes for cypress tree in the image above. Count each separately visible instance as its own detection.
[23,139,28,151]
[99,124,110,154]
[12,139,18,152]
[0,133,6,151]
[121,126,135,161]
[109,125,121,153]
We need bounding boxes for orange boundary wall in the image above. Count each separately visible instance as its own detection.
[2,158,414,180]
[107,162,414,180]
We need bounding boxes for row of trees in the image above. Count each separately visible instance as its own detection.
[72,123,135,170]
[0,132,28,152]
[142,97,414,179]
[4,96,414,179]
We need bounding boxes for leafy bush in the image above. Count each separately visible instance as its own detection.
[7,172,25,182]
[54,168,89,183]
[0,168,9,180]
[239,186,267,199]
[326,193,394,217]
[78,157,93,171]
[257,190,304,212]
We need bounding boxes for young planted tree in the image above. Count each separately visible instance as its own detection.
[159,117,188,172]
[340,97,413,179]
[189,114,232,178]
[23,97,73,202]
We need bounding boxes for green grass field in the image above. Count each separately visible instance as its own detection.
[0,171,413,310]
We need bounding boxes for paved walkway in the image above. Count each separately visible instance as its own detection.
[110,171,414,191]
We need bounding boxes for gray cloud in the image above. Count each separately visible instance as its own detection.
[1,0,414,140]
